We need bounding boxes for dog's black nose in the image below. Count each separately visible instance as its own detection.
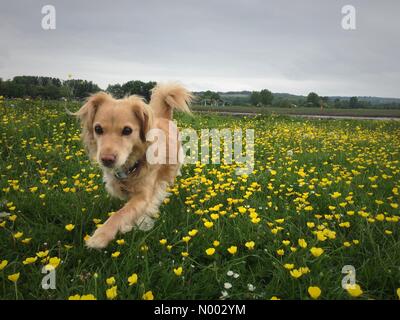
[101,155,116,167]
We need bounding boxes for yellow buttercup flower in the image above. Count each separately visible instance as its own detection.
[128,273,138,286]
[45,257,61,270]
[106,277,116,286]
[65,224,75,231]
[142,290,154,300]
[204,221,213,228]
[290,269,302,279]
[331,192,341,199]
[210,213,219,220]
[8,272,20,283]
[238,206,247,214]
[21,238,32,244]
[346,284,363,297]
[300,267,310,274]
[36,250,49,258]
[245,241,255,250]
[173,267,183,276]
[106,286,118,300]
[206,248,216,256]
[182,236,191,243]
[13,231,23,239]
[298,238,307,248]
[227,246,237,255]
[111,251,120,258]
[80,294,96,300]
[0,260,9,271]
[308,286,321,299]
[116,239,125,245]
[23,257,38,265]
[310,247,324,257]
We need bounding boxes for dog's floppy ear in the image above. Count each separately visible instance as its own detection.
[129,96,153,142]
[73,92,109,159]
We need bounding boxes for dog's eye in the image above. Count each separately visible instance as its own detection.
[94,125,103,135]
[122,127,132,136]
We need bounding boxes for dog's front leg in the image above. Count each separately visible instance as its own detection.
[86,192,150,249]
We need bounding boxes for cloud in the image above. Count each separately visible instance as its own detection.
[0,0,399,97]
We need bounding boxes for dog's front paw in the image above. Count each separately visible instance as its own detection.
[136,215,155,231]
[86,227,114,249]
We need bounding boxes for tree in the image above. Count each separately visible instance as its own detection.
[106,84,124,99]
[349,96,359,108]
[250,89,273,106]
[250,91,261,106]
[120,80,156,101]
[276,99,296,108]
[259,89,273,106]
[334,98,342,109]
[63,79,101,99]
[307,92,320,108]
[200,91,222,106]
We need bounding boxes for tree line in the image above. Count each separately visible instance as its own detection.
[249,90,396,109]
[0,76,101,100]
[0,76,157,101]
[1,76,398,109]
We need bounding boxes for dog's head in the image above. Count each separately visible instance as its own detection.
[75,92,152,170]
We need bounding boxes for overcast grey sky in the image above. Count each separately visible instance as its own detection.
[0,0,399,97]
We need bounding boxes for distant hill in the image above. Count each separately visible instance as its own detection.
[329,96,400,104]
[194,91,400,106]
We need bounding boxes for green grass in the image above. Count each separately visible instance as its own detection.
[192,104,400,118]
[0,99,399,300]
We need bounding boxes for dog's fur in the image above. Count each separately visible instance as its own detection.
[74,83,192,249]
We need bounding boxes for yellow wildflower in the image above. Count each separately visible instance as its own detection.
[227,246,237,255]
[128,273,138,286]
[308,286,321,299]
[106,286,118,300]
[142,290,154,300]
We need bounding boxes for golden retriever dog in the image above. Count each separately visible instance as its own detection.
[74,83,192,249]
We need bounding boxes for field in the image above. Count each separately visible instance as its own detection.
[0,98,399,300]
[192,104,400,118]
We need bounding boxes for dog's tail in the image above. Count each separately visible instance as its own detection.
[149,82,193,119]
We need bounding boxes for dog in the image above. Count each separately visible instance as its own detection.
[74,83,192,249]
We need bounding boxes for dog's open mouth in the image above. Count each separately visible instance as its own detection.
[113,159,141,180]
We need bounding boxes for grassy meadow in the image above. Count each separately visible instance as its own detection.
[192,104,400,118]
[0,98,399,300]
